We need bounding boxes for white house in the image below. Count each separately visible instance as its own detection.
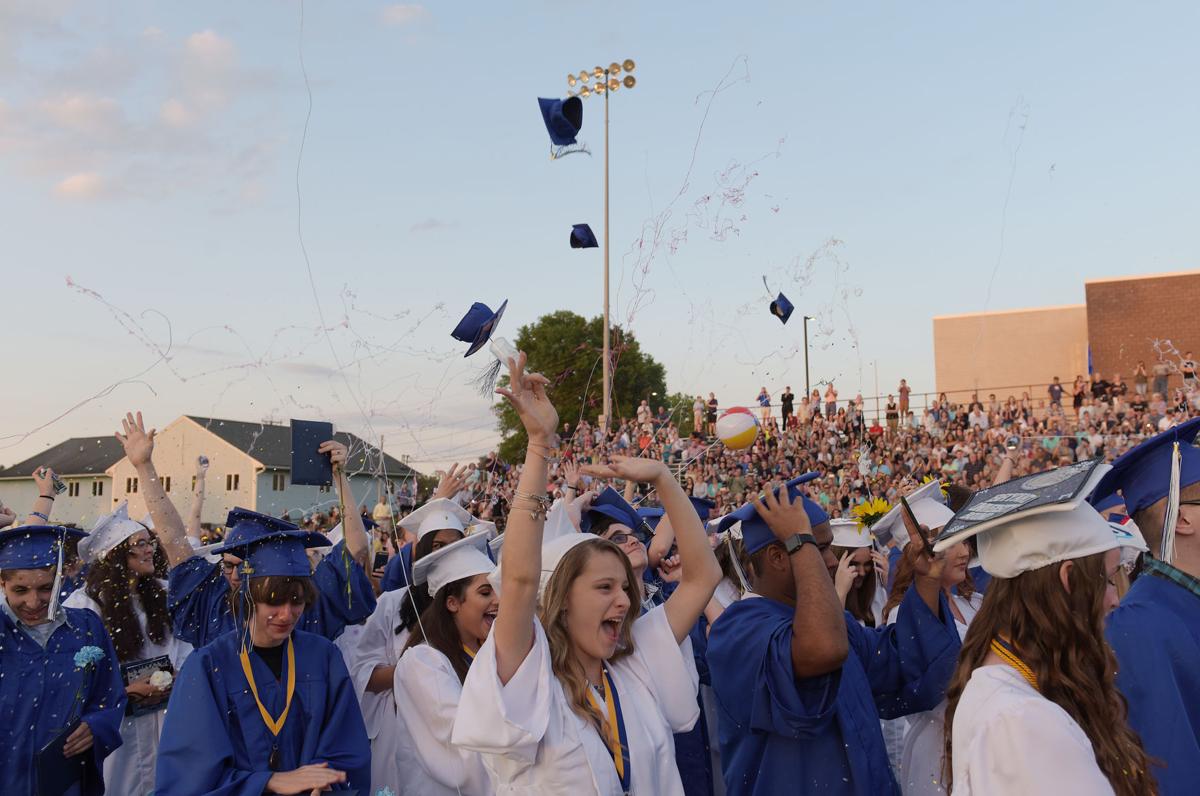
[0,415,419,530]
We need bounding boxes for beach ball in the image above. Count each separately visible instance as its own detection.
[716,407,759,450]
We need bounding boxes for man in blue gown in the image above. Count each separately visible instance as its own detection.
[707,475,961,796]
[1093,417,1200,795]
[156,517,370,795]
[0,525,126,796]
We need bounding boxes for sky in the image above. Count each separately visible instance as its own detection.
[1,0,1198,474]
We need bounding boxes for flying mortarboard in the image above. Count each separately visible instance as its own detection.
[716,472,828,555]
[412,531,496,597]
[538,96,584,147]
[570,224,599,249]
[932,459,1114,578]
[451,300,509,358]
[769,293,794,324]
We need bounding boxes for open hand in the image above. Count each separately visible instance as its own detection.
[565,489,596,531]
[562,459,582,489]
[581,455,669,485]
[115,412,156,468]
[265,763,347,795]
[433,463,469,501]
[495,352,559,444]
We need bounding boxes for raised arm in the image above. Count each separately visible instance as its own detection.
[116,411,193,568]
[492,353,559,684]
[646,513,676,571]
[25,466,59,525]
[185,457,208,542]
[753,487,849,678]
[319,440,370,569]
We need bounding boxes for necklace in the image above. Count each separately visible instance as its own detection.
[239,637,296,770]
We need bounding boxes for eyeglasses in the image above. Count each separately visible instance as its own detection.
[128,539,159,553]
[220,561,240,573]
[606,532,638,545]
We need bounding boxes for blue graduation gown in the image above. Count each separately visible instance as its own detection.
[380,543,414,592]
[0,607,126,796]
[674,615,716,796]
[706,587,960,796]
[155,628,371,795]
[167,542,376,648]
[1106,571,1200,795]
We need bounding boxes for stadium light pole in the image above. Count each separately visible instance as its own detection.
[567,59,637,432]
[803,315,814,398]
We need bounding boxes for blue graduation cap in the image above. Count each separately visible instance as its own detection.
[1090,417,1200,517]
[690,496,716,522]
[581,487,647,537]
[570,224,599,249]
[717,473,828,555]
[769,293,794,324]
[0,525,86,571]
[451,300,508,358]
[212,508,330,578]
[538,96,584,147]
[636,506,665,531]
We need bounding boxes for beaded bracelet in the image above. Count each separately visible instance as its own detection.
[30,511,49,521]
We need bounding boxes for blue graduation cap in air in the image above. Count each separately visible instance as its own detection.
[1090,416,1200,517]
[213,508,330,578]
[538,96,584,147]
[451,300,508,357]
[0,524,86,571]
[717,472,828,555]
[571,224,599,249]
[769,293,794,324]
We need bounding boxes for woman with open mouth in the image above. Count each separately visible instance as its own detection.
[451,350,723,794]
[64,502,193,796]
[392,529,501,795]
[155,510,371,795]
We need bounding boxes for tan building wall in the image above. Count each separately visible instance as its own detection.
[1086,270,1200,389]
[933,305,1089,403]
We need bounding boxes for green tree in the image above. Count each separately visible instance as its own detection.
[494,310,667,461]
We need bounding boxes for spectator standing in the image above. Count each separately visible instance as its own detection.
[780,385,795,428]
[898,378,911,416]
[1091,371,1110,403]
[1152,359,1171,396]
[693,395,705,431]
[1133,360,1149,396]
[1183,350,1197,387]
[824,382,838,417]
[1048,376,1064,409]
[706,392,719,436]
[1072,375,1086,414]
[757,387,771,424]
[885,395,899,436]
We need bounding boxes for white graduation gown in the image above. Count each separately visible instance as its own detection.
[64,584,192,796]
[348,586,411,793]
[452,604,699,795]
[393,643,494,795]
[950,664,1115,795]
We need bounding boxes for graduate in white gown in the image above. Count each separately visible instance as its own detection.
[393,531,499,795]
[64,503,192,796]
[451,350,722,795]
[349,492,474,792]
[935,462,1156,796]
[830,518,891,628]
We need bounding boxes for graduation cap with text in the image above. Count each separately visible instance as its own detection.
[716,472,828,555]
[571,224,599,249]
[769,293,794,324]
[932,459,1114,578]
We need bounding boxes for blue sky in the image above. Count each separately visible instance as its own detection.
[1,0,1197,471]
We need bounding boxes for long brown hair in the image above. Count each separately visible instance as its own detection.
[84,535,170,662]
[539,538,639,737]
[942,553,1155,796]
[831,544,879,627]
[402,574,480,684]
[882,545,975,620]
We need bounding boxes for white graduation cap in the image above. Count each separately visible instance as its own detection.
[1108,516,1148,569]
[831,518,871,548]
[399,498,474,542]
[79,502,146,564]
[467,519,498,538]
[872,480,954,548]
[141,513,154,530]
[932,461,1116,578]
[412,532,496,597]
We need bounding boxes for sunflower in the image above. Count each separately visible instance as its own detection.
[851,497,892,528]
[920,474,950,496]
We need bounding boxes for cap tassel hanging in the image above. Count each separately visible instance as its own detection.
[1161,441,1182,565]
[473,337,519,397]
[47,535,66,621]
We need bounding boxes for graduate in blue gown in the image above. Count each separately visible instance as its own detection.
[155,517,371,795]
[0,525,126,796]
[706,475,961,796]
[1092,417,1200,795]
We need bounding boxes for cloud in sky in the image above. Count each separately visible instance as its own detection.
[380,4,430,26]
[54,171,105,199]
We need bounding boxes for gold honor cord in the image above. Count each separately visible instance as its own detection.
[587,668,629,787]
[239,637,297,736]
[991,636,1039,692]
[462,644,477,660]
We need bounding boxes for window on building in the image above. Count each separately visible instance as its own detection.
[162,476,172,492]
[126,477,139,494]
[92,481,104,497]
[226,473,240,491]
[272,473,286,491]
[67,481,80,497]
[192,476,196,491]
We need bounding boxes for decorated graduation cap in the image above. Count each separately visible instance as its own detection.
[79,501,147,564]
[1108,515,1148,568]
[451,300,508,358]
[570,224,599,249]
[932,459,1114,578]
[830,518,871,548]
[412,531,496,597]
[0,524,87,619]
[769,293,794,324]
[212,508,330,578]
[538,96,584,147]
[1089,416,1200,563]
[872,479,954,549]
[399,498,474,543]
[716,472,828,556]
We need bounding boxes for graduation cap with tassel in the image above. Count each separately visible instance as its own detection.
[451,299,519,396]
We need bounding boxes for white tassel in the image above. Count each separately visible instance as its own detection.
[48,536,65,620]
[1161,442,1181,565]
[472,337,519,397]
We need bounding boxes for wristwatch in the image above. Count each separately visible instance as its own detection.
[784,533,818,555]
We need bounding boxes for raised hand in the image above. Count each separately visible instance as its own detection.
[495,351,559,445]
[565,488,596,530]
[580,455,670,485]
[750,481,813,543]
[834,551,857,603]
[317,440,348,469]
[562,459,582,489]
[870,548,890,586]
[115,411,156,468]
[32,466,57,497]
[433,462,469,500]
